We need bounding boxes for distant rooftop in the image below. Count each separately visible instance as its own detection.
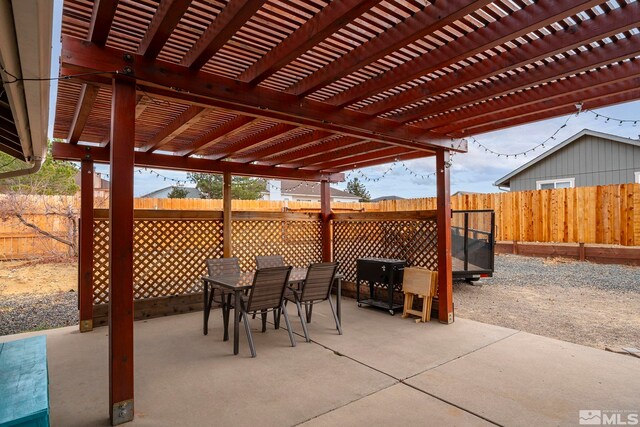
[370,195,406,202]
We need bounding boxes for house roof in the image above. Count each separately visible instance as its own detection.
[275,180,359,199]
[494,129,640,187]
[142,186,202,199]
[51,1,640,182]
[370,195,405,202]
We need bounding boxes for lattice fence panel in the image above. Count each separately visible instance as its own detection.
[333,219,438,282]
[93,219,224,304]
[232,219,322,272]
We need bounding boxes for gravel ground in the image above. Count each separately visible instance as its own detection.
[0,292,78,336]
[1,256,639,351]
[454,254,640,350]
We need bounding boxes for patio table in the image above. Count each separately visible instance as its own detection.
[203,268,343,355]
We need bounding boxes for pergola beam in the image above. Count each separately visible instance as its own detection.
[450,86,640,137]
[426,60,640,133]
[60,36,464,153]
[259,135,362,166]
[328,0,605,108]
[52,141,344,182]
[232,130,333,163]
[210,123,297,160]
[179,116,257,157]
[88,0,119,45]
[143,106,208,152]
[277,139,373,169]
[67,84,99,144]
[366,2,640,118]
[412,36,640,129]
[180,0,268,70]
[137,0,192,58]
[312,146,414,171]
[287,0,493,97]
[239,0,382,85]
[325,150,426,173]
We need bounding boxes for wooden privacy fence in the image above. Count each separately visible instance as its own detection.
[1,183,639,260]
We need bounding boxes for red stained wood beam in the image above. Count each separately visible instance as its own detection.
[288,0,492,98]
[143,106,208,152]
[325,150,427,173]
[425,59,640,133]
[313,146,415,171]
[180,0,268,70]
[448,85,640,137]
[328,0,605,108]
[178,116,257,157]
[259,135,362,166]
[436,149,453,324]
[52,141,345,182]
[134,95,148,119]
[108,77,136,424]
[137,0,192,58]
[367,2,640,118]
[276,138,370,168]
[412,36,640,129]
[60,36,464,153]
[209,123,297,160]
[232,130,333,163]
[88,0,119,45]
[240,0,382,85]
[78,160,94,332]
[320,181,331,262]
[67,84,100,144]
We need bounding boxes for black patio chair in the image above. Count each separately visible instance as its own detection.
[285,262,341,342]
[239,266,295,357]
[204,258,240,337]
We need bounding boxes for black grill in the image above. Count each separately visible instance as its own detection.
[356,257,405,315]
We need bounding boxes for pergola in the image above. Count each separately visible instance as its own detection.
[49,0,640,424]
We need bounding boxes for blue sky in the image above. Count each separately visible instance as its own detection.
[47,0,640,198]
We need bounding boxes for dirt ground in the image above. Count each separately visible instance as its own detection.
[1,257,639,352]
[0,260,77,295]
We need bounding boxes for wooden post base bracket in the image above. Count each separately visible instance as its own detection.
[111,400,134,425]
[79,319,93,332]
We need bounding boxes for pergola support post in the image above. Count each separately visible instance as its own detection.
[223,172,232,257]
[79,160,94,332]
[108,77,136,425]
[436,149,454,324]
[320,180,332,262]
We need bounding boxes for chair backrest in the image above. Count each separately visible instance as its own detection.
[255,255,285,269]
[206,258,241,277]
[300,262,339,303]
[246,266,292,312]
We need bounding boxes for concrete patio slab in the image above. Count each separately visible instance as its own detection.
[291,302,516,379]
[300,382,493,427]
[406,331,640,427]
[2,301,638,427]
[14,310,397,427]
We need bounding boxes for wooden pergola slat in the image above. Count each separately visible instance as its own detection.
[67,84,99,144]
[137,0,192,59]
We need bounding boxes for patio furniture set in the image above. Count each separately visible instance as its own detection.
[202,256,343,357]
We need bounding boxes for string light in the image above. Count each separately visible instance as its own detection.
[586,109,638,127]
[468,113,574,159]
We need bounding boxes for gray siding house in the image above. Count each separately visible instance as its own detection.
[494,129,640,191]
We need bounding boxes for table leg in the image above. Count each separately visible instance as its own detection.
[222,293,230,342]
[234,290,240,355]
[203,281,209,335]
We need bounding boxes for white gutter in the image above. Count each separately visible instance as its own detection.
[0,0,52,179]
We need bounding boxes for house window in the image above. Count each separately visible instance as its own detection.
[536,178,575,190]
[635,172,640,184]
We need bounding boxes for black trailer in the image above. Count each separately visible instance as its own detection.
[451,210,495,282]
